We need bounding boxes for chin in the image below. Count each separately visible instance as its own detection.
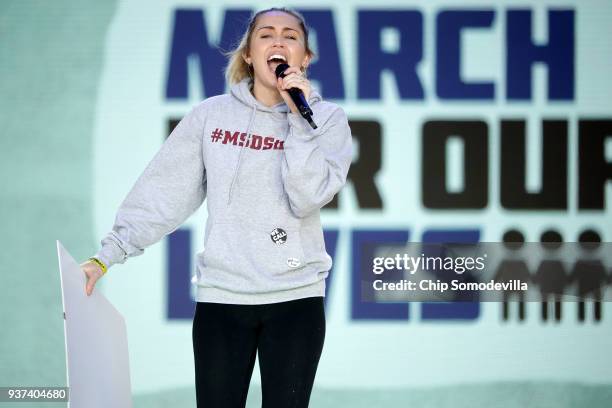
[256,73,279,90]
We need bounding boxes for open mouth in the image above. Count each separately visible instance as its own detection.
[267,54,287,74]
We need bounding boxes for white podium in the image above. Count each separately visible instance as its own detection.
[56,241,132,408]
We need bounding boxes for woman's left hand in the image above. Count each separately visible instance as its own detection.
[276,66,311,115]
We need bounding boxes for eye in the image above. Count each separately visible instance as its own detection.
[286,36,297,40]
[260,34,270,38]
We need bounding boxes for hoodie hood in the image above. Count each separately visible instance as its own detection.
[230,77,322,115]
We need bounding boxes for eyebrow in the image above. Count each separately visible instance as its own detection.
[256,26,300,34]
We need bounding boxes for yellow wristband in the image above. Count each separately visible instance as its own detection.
[88,257,108,275]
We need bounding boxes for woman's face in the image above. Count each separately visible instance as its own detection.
[245,11,310,90]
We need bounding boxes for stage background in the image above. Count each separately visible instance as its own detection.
[1,0,611,407]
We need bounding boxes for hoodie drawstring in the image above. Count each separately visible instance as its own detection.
[227,103,257,205]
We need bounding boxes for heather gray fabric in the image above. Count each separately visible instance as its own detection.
[94,77,353,304]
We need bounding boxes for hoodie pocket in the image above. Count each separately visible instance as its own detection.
[202,218,306,279]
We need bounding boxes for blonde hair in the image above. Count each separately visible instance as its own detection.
[223,7,316,86]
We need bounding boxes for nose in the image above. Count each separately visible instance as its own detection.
[272,34,287,47]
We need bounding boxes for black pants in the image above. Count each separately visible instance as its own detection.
[192,296,326,408]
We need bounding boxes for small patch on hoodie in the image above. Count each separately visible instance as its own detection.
[270,228,287,245]
[287,258,301,268]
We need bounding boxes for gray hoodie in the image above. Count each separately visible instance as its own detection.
[94,77,353,304]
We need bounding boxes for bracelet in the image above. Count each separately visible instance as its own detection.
[88,257,108,275]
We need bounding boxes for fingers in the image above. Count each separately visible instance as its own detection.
[280,71,305,84]
[86,275,97,296]
[82,262,102,296]
[278,66,306,87]
[282,75,306,89]
[280,66,302,76]
[86,282,93,296]
[279,72,310,100]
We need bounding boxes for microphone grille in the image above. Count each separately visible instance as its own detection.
[275,63,290,78]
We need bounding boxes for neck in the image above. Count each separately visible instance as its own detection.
[251,79,283,107]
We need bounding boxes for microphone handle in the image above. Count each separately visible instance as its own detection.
[287,87,313,117]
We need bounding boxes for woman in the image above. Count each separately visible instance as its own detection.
[81,7,353,408]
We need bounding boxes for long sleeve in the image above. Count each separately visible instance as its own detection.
[281,105,353,218]
[94,103,207,268]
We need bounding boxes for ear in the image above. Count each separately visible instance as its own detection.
[302,54,312,70]
[242,52,251,65]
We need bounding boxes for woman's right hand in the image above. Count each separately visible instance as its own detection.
[80,260,105,296]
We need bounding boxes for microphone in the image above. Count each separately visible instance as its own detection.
[275,63,317,129]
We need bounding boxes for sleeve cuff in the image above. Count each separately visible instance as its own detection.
[93,241,127,269]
